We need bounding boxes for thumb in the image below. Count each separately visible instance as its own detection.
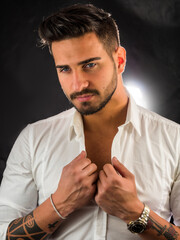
[112,157,132,178]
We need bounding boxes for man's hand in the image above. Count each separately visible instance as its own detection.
[95,157,144,223]
[52,151,98,218]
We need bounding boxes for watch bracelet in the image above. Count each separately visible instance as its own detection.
[127,204,150,232]
[139,204,150,223]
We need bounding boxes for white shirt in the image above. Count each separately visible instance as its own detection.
[0,95,180,240]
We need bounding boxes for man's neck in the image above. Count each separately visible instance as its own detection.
[83,92,129,134]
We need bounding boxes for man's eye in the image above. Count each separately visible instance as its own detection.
[83,63,96,69]
[59,67,70,73]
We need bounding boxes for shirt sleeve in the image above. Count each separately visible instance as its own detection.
[170,131,180,227]
[0,125,38,240]
[170,162,180,226]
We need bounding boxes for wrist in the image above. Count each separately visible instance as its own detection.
[50,194,66,220]
[127,204,150,234]
[51,192,74,218]
[123,200,144,224]
[51,193,69,218]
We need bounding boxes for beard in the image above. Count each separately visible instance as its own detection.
[69,63,118,115]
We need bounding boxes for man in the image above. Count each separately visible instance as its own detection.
[0,3,180,240]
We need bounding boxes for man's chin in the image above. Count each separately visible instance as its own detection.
[73,103,106,116]
[75,107,99,115]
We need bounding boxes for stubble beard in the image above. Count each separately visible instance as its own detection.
[69,63,118,115]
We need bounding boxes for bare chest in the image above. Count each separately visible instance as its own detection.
[85,133,114,172]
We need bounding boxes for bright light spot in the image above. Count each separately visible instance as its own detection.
[125,83,148,108]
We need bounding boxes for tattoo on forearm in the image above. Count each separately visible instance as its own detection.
[147,216,179,240]
[6,212,49,240]
[48,221,59,230]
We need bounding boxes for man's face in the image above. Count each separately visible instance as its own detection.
[52,32,119,115]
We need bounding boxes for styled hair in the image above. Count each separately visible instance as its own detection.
[38,3,120,56]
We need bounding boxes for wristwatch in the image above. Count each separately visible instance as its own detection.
[127,204,150,234]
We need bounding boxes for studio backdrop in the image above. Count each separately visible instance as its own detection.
[1,0,180,181]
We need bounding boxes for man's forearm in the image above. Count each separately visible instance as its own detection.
[140,210,180,240]
[6,211,49,240]
[6,197,64,240]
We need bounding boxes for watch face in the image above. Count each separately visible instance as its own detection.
[131,223,145,233]
[128,221,146,234]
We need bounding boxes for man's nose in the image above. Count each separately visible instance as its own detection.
[72,70,89,92]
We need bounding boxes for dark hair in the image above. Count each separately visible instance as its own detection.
[38,3,120,57]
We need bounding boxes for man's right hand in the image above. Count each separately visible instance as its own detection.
[52,151,98,218]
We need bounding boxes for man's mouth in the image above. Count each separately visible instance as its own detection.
[70,89,99,101]
[76,94,94,102]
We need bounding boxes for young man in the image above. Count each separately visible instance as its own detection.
[0,3,180,240]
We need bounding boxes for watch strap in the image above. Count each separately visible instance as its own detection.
[127,204,150,233]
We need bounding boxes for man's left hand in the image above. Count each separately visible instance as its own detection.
[95,157,144,223]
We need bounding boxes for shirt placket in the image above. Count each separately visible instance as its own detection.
[77,129,107,239]
[93,129,123,240]
[94,207,107,240]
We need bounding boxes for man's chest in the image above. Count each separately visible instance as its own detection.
[85,137,112,173]
[84,130,117,172]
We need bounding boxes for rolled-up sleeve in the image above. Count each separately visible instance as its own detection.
[0,125,38,240]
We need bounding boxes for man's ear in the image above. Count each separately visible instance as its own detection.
[115,46,126,73]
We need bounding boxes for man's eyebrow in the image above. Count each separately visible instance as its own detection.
[56,64,68,69]
[56,57,101,68]
[77,57,101,65]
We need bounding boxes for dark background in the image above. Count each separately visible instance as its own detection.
[1,0,180,182]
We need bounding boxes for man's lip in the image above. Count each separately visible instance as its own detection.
[75,94,94,102]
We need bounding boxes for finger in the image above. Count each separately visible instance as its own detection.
[72,151,91,169]
[102,163,117,177]
[88,171,99,185]
[98,169,107,183]
[78,150,87,161]
[73,151,86,162]
[111,157,133,178]
[83,163,98,176]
